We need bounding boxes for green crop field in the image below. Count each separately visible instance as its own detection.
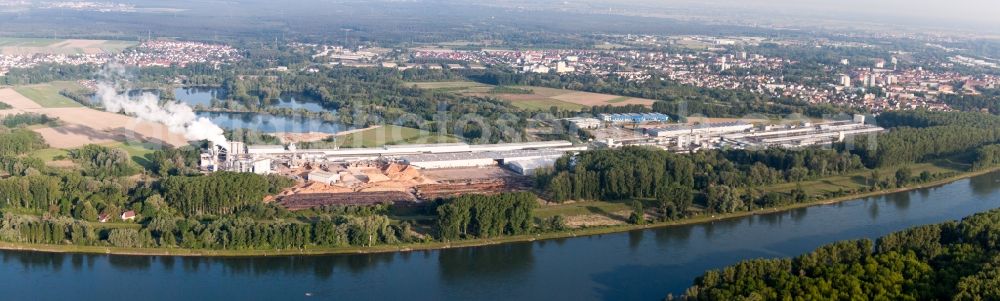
[31,141,163,168]
[407,81,490,90]
[336,125,461,148]
[13,82,85,108]
[408,81,656,111]
[31,148,70,162]
[535,201,631,219]
[504,98,587,111]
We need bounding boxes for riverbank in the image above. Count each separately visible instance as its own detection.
[2,166,998,257]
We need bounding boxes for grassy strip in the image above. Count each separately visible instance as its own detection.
[2,165,998,258]
[13,82,85,108]
[335,125,461,148]
[606,96,631,103]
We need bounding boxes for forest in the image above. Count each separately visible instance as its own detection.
[845,110,1000,167]
[940,88,1000,114]
[537,147,862,219]
[436,192,537,241]
[678,208,1000,300]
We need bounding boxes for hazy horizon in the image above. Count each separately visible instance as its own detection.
[3,0,1000,38]
[425,0,1000,35]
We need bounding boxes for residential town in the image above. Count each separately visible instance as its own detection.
[4,36,1000,113]
[115,40,241,67]
[0,40,241,76]
[409,39,1000,112]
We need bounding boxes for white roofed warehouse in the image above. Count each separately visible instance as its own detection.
[307,170,340,185]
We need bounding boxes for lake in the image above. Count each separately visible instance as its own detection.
[197,112,351,134]
[173,87,333,112]
[90,87,350,134]
[5,172,1000,300]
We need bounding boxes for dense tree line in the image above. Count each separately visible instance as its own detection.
[69,144,138,178]
[161,172,293,216]
[1,113,55,128]
[539,147,860,217]
[0,128,47,156]
[0,63,98,85]
[940,88,1000,114]
[845,111,1000,168]
[540,147,695,203]
[0,212,417,250]
[145,146,201,177]
[0,162,136,219]
[876,110,1000,129]
[0,175,63,210]
[436,192,537,240]
[849,126,1000,168]
[679,208,1000,300]
[59,89,94,106]
[0,156,44,176]
[972,144,1000,170]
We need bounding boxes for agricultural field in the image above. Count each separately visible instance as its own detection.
[0,88,43,109]
[408,81,657,111]
[0,37,135,55]
[335,124,460,148]
[30,148,70,162]
[0,87,188,149]
[408,81,491,90]
[12,81,85,108]
[673,38,714,50]
[594,42,629,50]
[105,141,165,168]
[30,141,162,168]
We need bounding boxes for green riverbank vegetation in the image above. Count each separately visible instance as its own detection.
[677,208,1000,300]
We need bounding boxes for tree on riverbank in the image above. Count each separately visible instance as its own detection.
[678,208,1000,300]
[436,192,537,240]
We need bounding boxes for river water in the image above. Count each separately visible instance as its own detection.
[5,172,1000,300]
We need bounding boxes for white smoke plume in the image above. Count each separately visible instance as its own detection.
[96,83,229,149]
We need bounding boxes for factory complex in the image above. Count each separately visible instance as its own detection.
[197,139,586,210]
[198,113,883,211]
[593,114,884,151]
[201,140,582,176]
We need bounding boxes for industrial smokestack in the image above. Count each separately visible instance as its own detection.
[95,83,229,149]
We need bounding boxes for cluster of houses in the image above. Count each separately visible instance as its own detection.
[115,41,241,67]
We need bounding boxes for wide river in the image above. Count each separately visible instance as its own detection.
[6,171,1000,300]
